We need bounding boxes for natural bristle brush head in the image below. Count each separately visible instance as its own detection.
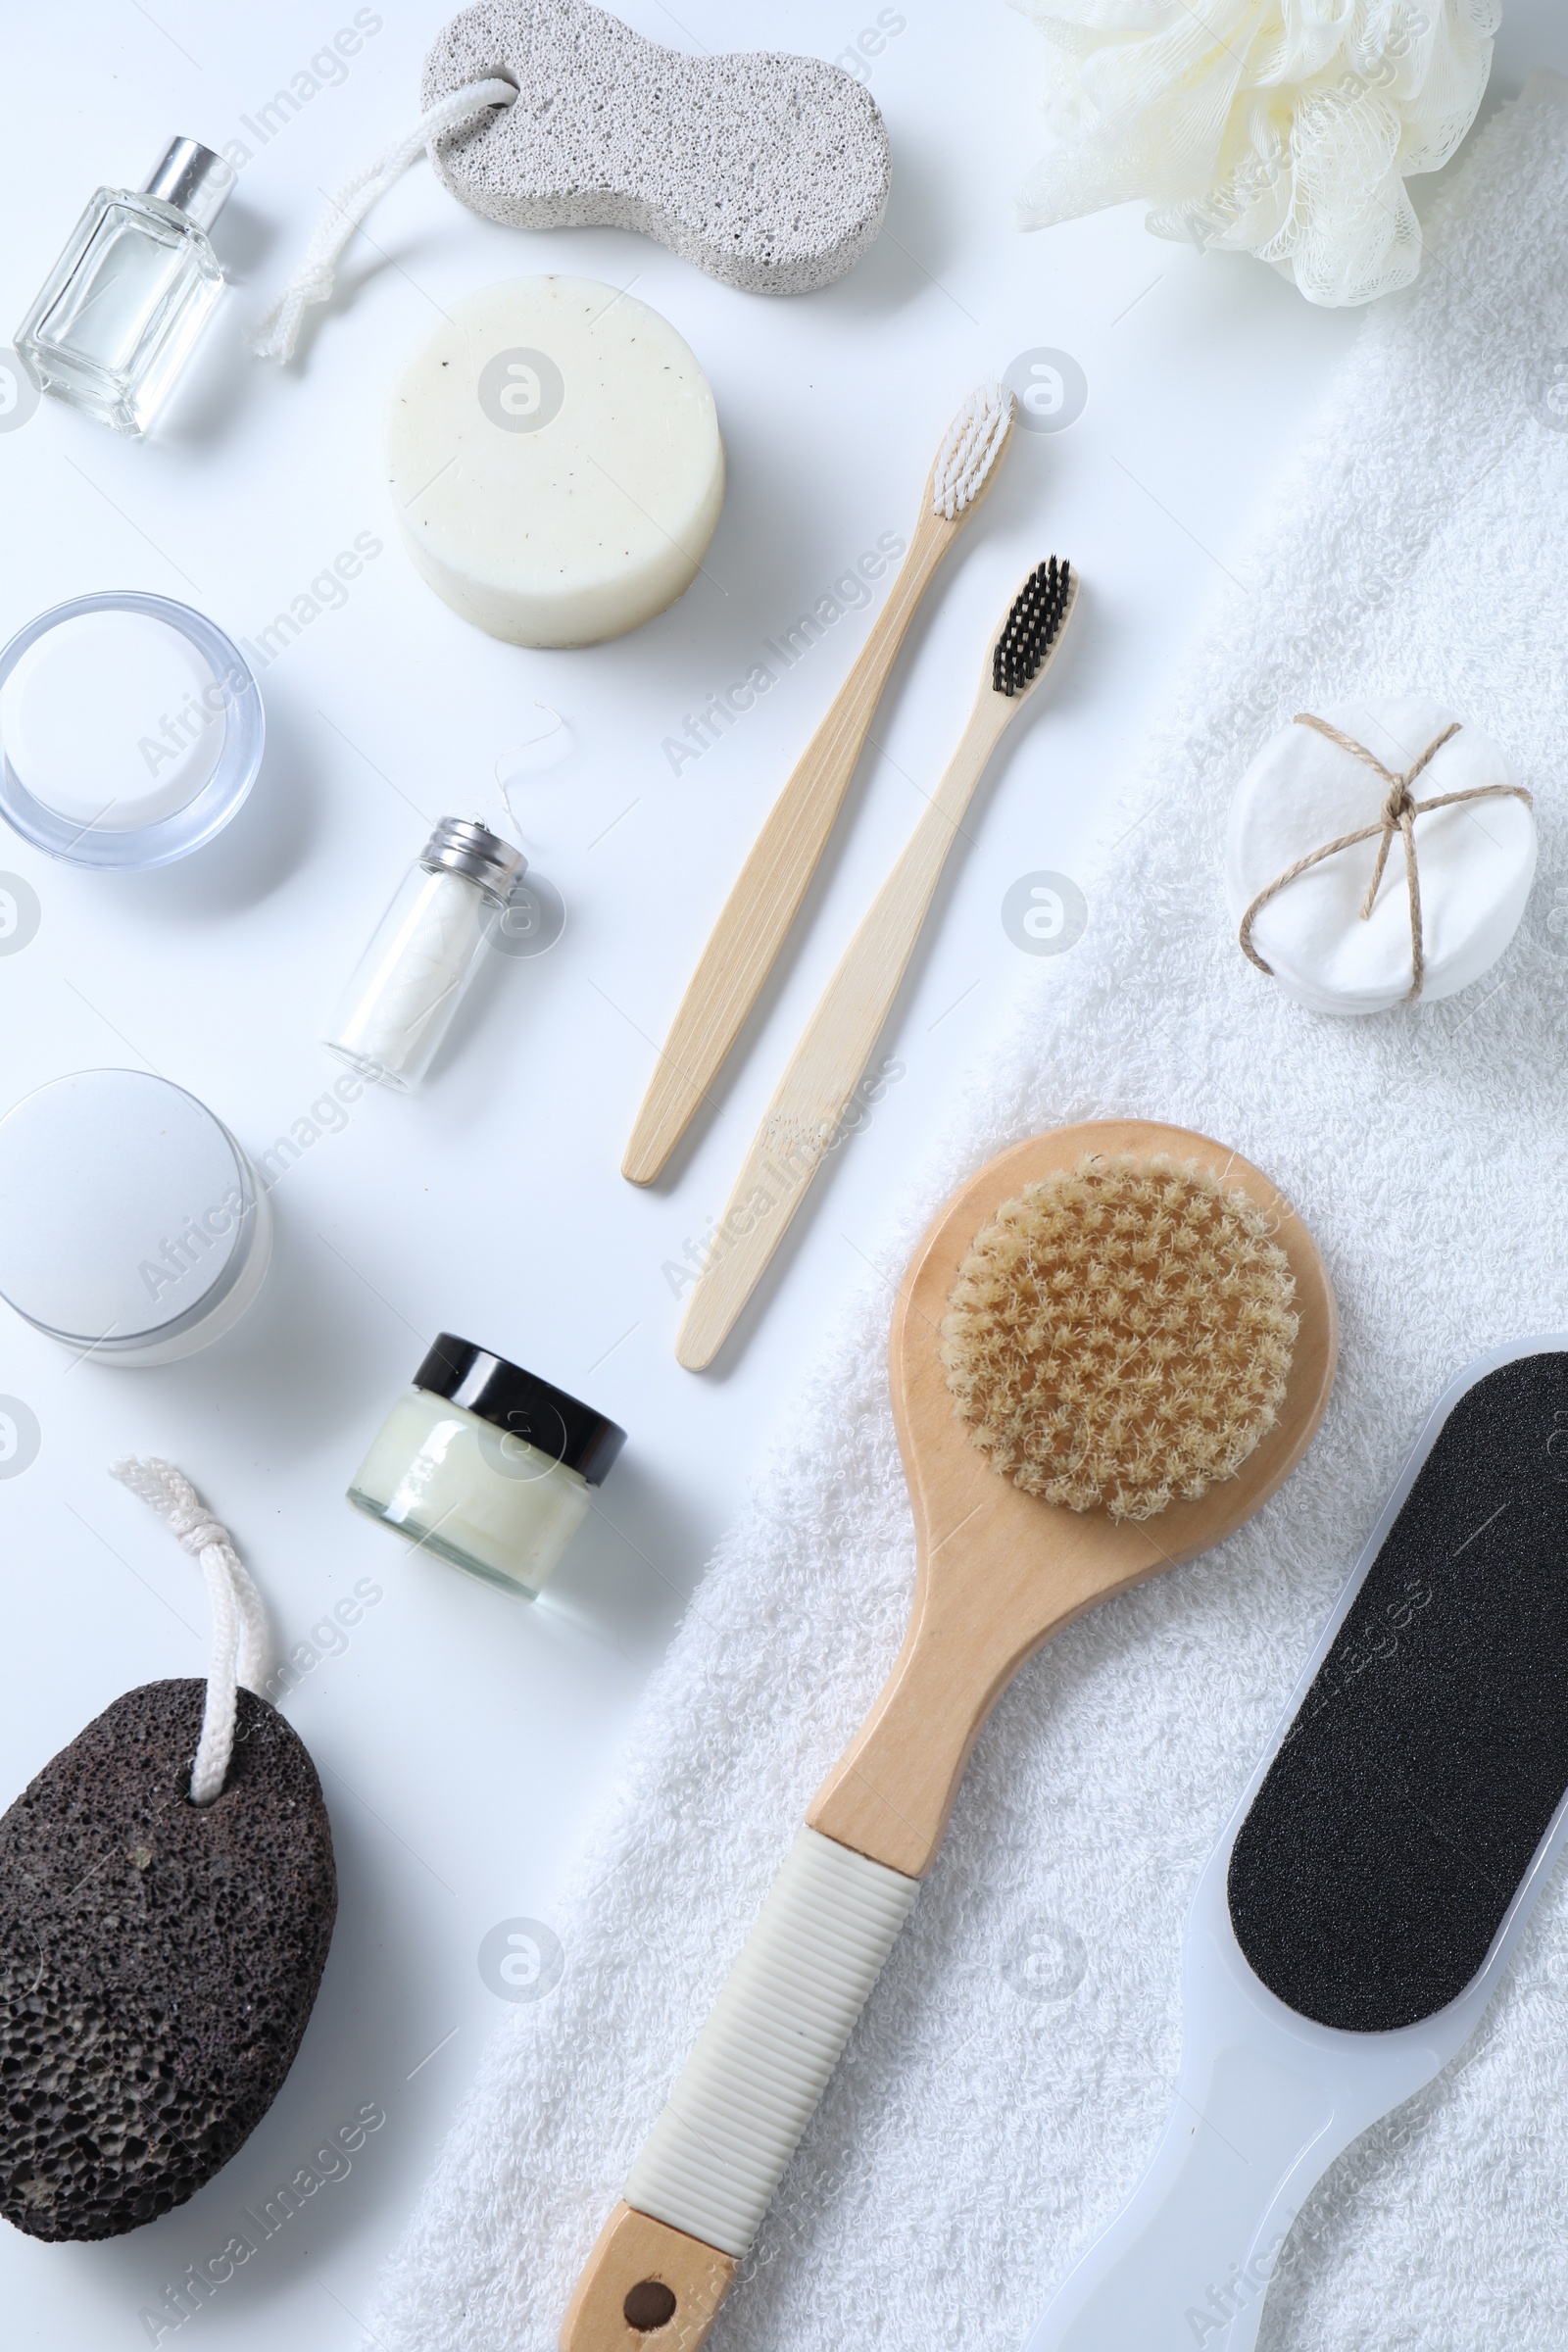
[992,557,1074,699]
[930,383,1014,520]
[941,1154,1300,1522]
[809,1119,1333,1879]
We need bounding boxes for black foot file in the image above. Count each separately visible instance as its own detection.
[1023,1339,1568,2352]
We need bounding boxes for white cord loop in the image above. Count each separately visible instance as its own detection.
[249,75,517,363]
[110,1457,270,1805]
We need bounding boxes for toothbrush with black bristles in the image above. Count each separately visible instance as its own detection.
[677,557,1077,1370]
[623,382,1017,1188]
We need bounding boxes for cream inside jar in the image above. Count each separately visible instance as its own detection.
[0,609,223,827]
[348,1333,626,1598]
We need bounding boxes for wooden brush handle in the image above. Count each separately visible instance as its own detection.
[808,1580,1053,1878]
[560,2205,735,2352]
[560,1831,919,2352]
[675,697,1009,1369]
[559,1508,1072,2349]
[621,504,959,1186]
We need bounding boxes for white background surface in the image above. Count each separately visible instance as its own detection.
[0,6,1561,2347]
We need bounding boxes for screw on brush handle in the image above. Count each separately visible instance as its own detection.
[560,1829,918,2351]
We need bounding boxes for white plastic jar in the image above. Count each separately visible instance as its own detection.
[348,1334,626,1598]
[0,1069,270,1365]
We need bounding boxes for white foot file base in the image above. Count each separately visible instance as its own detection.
[1026,1336,1568,2352]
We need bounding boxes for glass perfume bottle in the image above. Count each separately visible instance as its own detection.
[15,137,230,436]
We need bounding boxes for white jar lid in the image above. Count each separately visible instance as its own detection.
[0,1070,255,1348]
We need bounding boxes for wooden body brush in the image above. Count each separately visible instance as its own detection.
[621,384,1014,1186]
[561,1120,1337,2352]
[675,555,1076,1370]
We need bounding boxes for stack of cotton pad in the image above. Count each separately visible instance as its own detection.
[422,0,892,296]
[1224,693,1537,1014]
[386,276,724,647]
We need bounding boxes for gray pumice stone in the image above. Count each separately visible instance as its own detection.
[0,1681,335,2241]
[423,0,892,295]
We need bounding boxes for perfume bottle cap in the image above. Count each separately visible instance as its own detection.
[418,814,525,902]
[141,136,230,232]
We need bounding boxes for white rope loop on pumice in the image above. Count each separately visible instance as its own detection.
[249,74,518,363]
[110,1457,270,1805]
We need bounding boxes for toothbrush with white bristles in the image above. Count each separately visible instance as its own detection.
[622,382,1016,1186]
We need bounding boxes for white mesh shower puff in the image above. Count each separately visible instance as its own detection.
[1011,0,1498,306]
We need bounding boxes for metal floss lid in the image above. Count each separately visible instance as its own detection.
[0,1070,255,1348]
[141,136,231,233]
[419,815,524,903]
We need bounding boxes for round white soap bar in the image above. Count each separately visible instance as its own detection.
[0,610,222,828]
[1225,694,1536,1015]
[385,276,725,649]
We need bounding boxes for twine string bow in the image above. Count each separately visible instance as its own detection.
[1239,714,1534,1002]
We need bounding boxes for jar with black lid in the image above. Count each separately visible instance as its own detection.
[348,1334,626,1597]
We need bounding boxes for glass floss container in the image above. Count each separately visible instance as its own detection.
[16,137,230,435]
[349,1335,627,1598]
[0,1071,270,1366]
[324,817,523,1090]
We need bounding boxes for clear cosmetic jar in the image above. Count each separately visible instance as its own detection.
[348,1334,627,1598]
[0,1069,271,1366]
[0,592,264,868]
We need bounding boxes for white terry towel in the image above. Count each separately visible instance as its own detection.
[371,73,1568,2352]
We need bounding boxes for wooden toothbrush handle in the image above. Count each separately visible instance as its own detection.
[675,698,1008,1369]
[621,505,958,1186]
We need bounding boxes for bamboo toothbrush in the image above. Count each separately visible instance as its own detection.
[621,383,1015,1186]
[675,556,1076,1371]
[561,1121,1337,2352]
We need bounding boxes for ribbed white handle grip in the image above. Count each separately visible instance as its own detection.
[623,1828,919,2258]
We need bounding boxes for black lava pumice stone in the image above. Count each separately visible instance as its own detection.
[0,1679,336,2241]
